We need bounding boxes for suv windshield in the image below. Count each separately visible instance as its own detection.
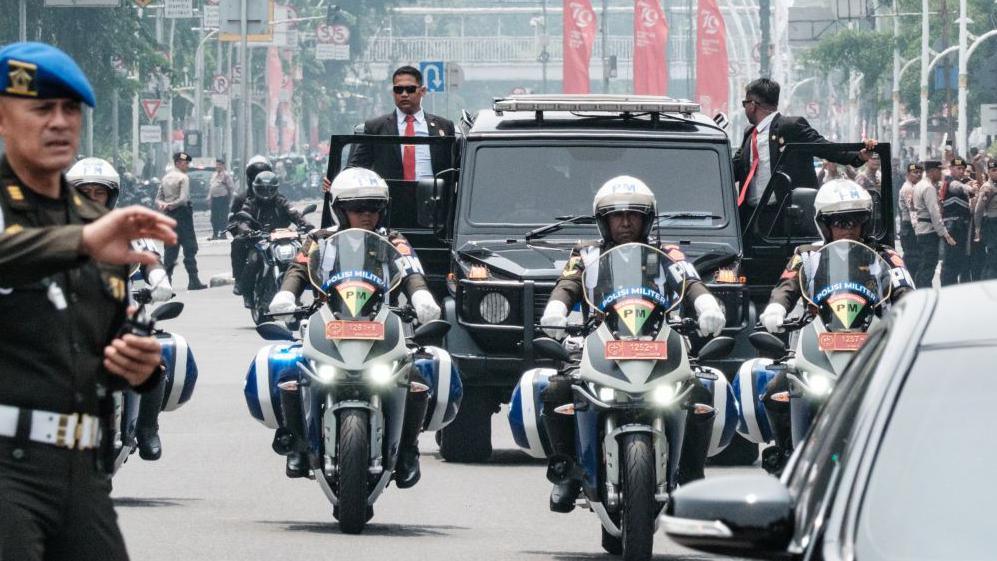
[466,143,727,229]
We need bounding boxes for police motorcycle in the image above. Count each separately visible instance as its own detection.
[245,228,460,534]
[234,202,318,325]
[508,242,734,561]
[734,239,892,465]
[110,284,198,474]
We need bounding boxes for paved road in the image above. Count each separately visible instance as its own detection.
[112,233,753,561]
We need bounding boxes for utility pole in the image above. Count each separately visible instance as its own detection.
[112,89,119,167]
[240,0,250,169]
[541,0,548,94]
[19,0,27,42]
[892,1,901,153]
[758,0,771,78]
[956,0,968,154]
[919,0,929,160]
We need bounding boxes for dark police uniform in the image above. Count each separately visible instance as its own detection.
[229,193,311,294]
[156,152,204,289]
[544,240,715,484]
[973,160,997,280]
[0,41,160,561]
[939,159,974,286]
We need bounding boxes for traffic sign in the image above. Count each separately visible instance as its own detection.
[141,99,162,121]
[202,0,220,28]
[315,23,350,61]
[420,61,445,93]
[133,0,153,6]
[231,64,241,85]
[805,101,820,120]
[981,104,997,136]
[212,74,230,95]
[140,125,161,143]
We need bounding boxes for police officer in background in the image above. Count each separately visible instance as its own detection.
[973,159,997,279]
[0,42,177,560]
[912,161,955,287]
[897,162,923,275]
[156,152,207,290]
[939,157,977,285]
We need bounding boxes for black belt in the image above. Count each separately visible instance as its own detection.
[917,218,933,223]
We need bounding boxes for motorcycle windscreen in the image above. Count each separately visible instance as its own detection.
[582,242,686,340]
[798,239,892,332]
[306,228,403,320]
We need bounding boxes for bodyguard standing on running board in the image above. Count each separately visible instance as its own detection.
[0,42,177,561]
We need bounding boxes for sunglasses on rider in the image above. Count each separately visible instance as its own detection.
[827,214,868,229]
[340,200,386,214]
[393,85,419,95]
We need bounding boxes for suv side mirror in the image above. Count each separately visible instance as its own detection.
[786,187,818,238]
[416,178,441,229]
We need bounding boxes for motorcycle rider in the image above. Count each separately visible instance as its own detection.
[229,171,312,306]
[230,155,273,297]
[757,178,914,472]
[268,167,442,485]
[67,157,174,460]
[538,176,727,512]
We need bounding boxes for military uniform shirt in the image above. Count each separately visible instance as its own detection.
[912,178,947,237]
[898,180,917,225]
[974,180,997,237]
[156,169,190,210]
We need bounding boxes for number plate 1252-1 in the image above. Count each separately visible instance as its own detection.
[325,321,385,340]
[605,340,668,360]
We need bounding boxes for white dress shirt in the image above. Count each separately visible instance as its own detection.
[748,111,778,206]
[396,109,433,179]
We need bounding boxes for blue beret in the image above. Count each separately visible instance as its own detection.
[0,42,95,107]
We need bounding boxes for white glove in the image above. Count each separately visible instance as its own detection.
[410,289,441,324]
[540,300,569,339]
[147,268,174,303]
[694,294,726,337]
[269,290,297,314]
[760,303,787,334]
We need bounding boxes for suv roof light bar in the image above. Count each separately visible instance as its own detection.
[492,94,701,116]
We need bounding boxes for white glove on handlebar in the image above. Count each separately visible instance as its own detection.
[411,289,441,324]
[540,300,569,339]
[147,268,174,303]
[694,294,726,337]
[269,290,297,314]
[760,303,787,334]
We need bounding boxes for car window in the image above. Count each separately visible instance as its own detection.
[786,328,887,550]
[465,143,728,228]
[855,346,997,561]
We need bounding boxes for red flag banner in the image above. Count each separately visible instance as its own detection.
[633,0,669,95]
[695,0,729,116]
[563,0,597,93]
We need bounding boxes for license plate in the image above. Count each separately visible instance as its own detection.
[325,321,385,340]
[818,332,867,352]
[605,340,668,360]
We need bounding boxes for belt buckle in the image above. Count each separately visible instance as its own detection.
[55,413,80,449]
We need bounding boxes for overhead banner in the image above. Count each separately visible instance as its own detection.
[562,0,597,94]
[695,0,729,116]
[633,0,669,95]
[266,48,297,153]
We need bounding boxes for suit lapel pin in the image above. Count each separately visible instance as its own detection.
[438,129,445,136]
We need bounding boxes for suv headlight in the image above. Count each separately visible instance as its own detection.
[479,292,511,324]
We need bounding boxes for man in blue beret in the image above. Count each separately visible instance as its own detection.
[0,42,177,561]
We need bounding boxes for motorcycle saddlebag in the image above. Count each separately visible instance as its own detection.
[697,367,738,457]
[415,346,464,432]
[243,344,303,429]
[158,332,198,412]
[507,368,555,459]
[731,358,776,444]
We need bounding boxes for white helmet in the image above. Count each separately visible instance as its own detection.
[592,175,657,242]
[67,157,120,208]
[813,178,873,242]
[329,167,390,228]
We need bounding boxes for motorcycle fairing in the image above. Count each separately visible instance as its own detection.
[244,343,303,429]
[579,322,690,393]
[416,346,465,432]
[157,331,198,412]
[508,368,555,459]
[732,358,776,444]
[697,367,737,457]
[303,305,407,372]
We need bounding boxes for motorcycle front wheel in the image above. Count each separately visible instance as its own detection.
[336,409,370,534]
[620,432,656,561]
[250,274,277,326]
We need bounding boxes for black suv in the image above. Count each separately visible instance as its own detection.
[329,95,895,464]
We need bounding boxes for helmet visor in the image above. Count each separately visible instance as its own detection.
[339,198,388,214]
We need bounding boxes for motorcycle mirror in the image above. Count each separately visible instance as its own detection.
[411,320,451,347]
[697,336,735,360]
[150,301,184,322]
[749,331,787,358]
[533,337,571,362]
[301,203,318,216]
[257,322,295,341]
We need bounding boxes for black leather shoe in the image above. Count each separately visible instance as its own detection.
[188,278,208,291]
[232,284,243,296]
[136,430,162,461]
[549,480,581,513]
[286,452,309,478]
[394,450,421,489]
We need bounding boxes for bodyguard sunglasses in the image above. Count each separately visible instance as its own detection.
[393,85,419,95]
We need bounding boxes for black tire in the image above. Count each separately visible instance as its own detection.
[438,388,493,463]
[336,409,370,534]
[250,273,277,326]
[601,525,623,555]
[620,433,656,561]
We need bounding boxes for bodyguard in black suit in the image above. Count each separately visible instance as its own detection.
[733,78,874,208]
[347,65,456,180]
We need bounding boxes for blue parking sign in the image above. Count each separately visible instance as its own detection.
[419,61,445,93]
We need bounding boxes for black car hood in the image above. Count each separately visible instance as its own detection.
[455,237,740,281]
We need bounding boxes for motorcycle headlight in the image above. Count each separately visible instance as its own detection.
[317,364,338,383]
[273,244,296,261]
[367,362,394,386]
[598,386,616,403]
[651,383,679,407]
[806,372,833,397]
[479,292,511,324]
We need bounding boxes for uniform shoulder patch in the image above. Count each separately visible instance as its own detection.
[391,238,413,256]
[6,185,24,202]
[883,248,905,268]
[662,244,686,262]
[561,255,583,278]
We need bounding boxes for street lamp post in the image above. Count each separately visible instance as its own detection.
[919,0,929,160]
[892,1,901,152]
[194,29,220,140]
[956,0,968,155]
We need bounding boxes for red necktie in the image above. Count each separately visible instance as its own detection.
[403,114,416,181]
[738,128,760,207]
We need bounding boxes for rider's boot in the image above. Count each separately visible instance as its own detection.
[543,408,581,513]
[135,380,166,461]
[395,388,429,489]
[676,404,715,485]
[279,384,310,479]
